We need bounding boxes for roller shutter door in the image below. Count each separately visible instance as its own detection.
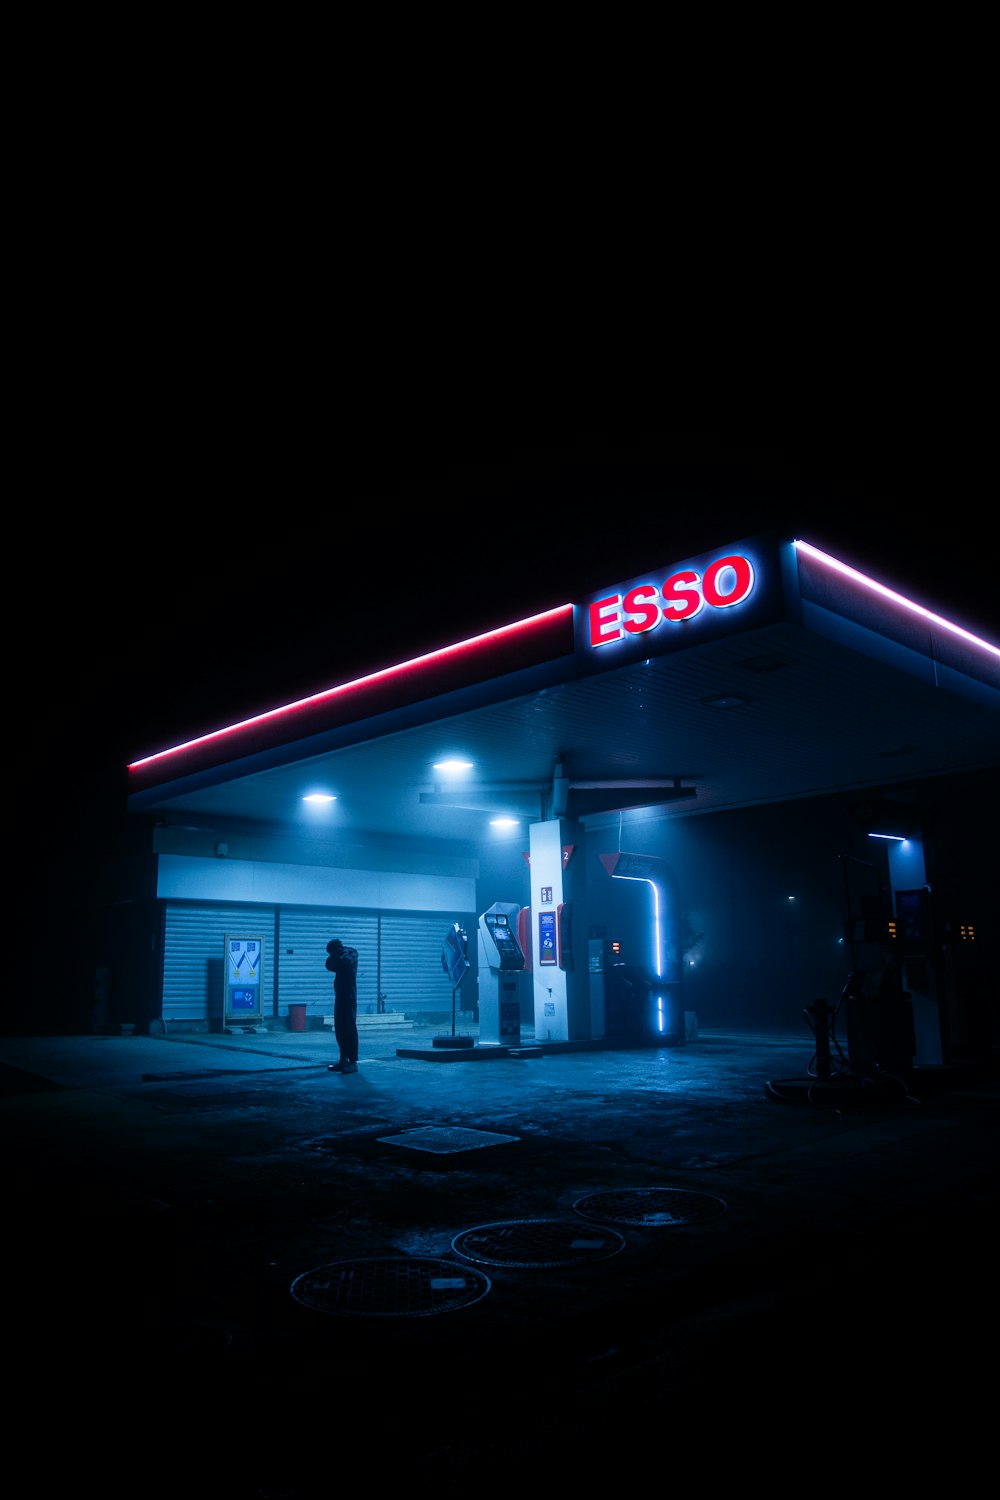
[379,911,478,1018]
[162,903,476,1025]
[277,908,380,1022]
[162,903,277,1025]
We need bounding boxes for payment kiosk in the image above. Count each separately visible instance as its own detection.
[478,901,525,1045]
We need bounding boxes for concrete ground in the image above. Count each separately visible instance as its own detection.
[2,1017,997,1494]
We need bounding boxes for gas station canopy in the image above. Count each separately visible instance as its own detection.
[127,534,1000,848]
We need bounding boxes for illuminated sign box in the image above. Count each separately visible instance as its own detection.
[224,934,265,1030]
[575,534,787,676]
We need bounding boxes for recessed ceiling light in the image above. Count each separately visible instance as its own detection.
[434,760,474,773]
[303,793,337,804]
[490,817,519,828]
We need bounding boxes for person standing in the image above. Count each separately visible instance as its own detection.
[325,939,359,1073]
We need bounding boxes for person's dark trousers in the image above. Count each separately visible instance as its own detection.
[334,997,359,1064]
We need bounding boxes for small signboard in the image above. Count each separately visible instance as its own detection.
[441,923,470,989]
[538,910,557,965]
[224,934,266,1032]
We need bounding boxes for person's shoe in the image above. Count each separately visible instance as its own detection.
[328,1060,345,1072]
[341,1060,358,1074]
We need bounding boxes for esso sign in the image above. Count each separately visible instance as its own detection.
[589,553,755,648]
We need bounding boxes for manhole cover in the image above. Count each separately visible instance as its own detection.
[451,1218,626,1268]
[377,1126,520,1155]
[291,1256,491,1317]
[574,1188,727,1227]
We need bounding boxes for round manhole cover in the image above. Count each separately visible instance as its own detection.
[574,1188,727,1227]
[451,1217,626,1268]
[291,1256,491,1317]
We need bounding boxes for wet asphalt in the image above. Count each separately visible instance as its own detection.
[2,1019,997,1493]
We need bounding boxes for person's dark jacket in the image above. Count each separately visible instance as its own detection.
[326,941,358,1002]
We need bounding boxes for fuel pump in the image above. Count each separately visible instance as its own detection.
[597,852,686,1046]
[591,938,665,1042]
[839,855,916,1076]
[478,901,525,1046]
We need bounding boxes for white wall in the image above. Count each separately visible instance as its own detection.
[156,854,476,913]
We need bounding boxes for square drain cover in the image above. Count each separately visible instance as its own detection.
[378,1126,519,1155]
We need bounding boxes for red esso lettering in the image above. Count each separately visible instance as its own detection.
[621,585,661,636]
[589,595,623,646]
[702,554,755,608]
[588,553,754,647]
[661,569,704,620]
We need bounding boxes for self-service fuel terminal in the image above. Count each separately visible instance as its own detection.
[478,901,525,1046]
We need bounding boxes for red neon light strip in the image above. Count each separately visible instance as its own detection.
[129,604,574,773]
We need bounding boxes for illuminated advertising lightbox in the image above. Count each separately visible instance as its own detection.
[574,534,788,676]
[224,934,265,1027]
[538,910,557,965]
